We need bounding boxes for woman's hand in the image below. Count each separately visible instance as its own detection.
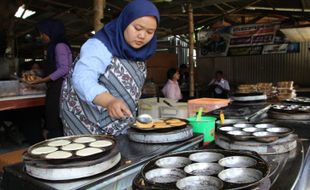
[93,92,132,119]
[28,78,43,84]
[215,84,223,90]
[28,76,50,84]
[106,98,132,119]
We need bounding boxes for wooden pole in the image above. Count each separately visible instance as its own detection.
[6,19,15,58]
[94,0,105,32]
[188,3,195,97]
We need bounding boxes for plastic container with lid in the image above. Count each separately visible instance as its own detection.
[187,98,230,116]
[0,80,19,97]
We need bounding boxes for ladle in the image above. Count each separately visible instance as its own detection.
[134,114,153,124]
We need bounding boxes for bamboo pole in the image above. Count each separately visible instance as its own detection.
[6,19,15,58]
[188,3,195,97]
[94,0,105,32]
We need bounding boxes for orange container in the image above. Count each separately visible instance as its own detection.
[188,98,230,116]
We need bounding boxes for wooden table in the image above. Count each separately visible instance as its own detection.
[0,94,45,111]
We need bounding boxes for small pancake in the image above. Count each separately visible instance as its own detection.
[73,137,96,143]
[89,140,113,148]
[153,120,165,125]
[61,143,85,151]
[165,119,182,124]
[153,122,168,128]
[170,121,187,126]
[135,121,154,128]
[47,139,71,147]
[155,124,170,128]
[45,151,72,159]
[153,120,167,128]
[31,146,58,155]
[76,147,103,157]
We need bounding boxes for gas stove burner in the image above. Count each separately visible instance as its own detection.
[215,133,298,154]
[24,146,121,181]
[128,126,193,144]
[23,135,121,181]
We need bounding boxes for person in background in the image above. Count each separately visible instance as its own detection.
[208,70,230,98]
[179,63,189,88]
[162,68,182,101]
[31,19,72,138]
[30,62,44,77]
[60,0,160,136]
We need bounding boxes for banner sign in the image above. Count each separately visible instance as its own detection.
[198,23,299,57]
[262,44,288,54]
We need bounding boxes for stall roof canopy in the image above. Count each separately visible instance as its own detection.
[1,0,310,57]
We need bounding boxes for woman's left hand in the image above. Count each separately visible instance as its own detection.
[28,78,43,84]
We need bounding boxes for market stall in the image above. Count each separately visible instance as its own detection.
[1,1,310,190]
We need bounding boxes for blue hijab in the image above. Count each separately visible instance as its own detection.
[94,0,160,61]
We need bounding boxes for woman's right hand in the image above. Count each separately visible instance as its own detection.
[93,92,132,119]
[106,98,132,119]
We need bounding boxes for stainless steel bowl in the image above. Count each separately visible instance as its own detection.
[184,163,223,176]
[272,105,285,109]
[242,127,262,133]
[176,176,223,190]
[266,127,290,133]
[218,126,237,132]
[289,105,299,109]
[255,123,277,129]
[233,123,254,128]
[253,131,275,137]
[252,131,279,142]
[218,168,263,184]
[227,130,250,136]
[226,130,251,140]
[145,168,186,184]
[283,107,294,111]
[189,152,224,163]
[155,156,191,168]
[218,156,257,168]
[299,106,310,111]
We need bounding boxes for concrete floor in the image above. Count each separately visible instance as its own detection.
[0,125,28,190]
[0,124,28,154]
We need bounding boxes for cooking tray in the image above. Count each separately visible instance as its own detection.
[217,123,294,142]
[270,104,310,114]
[23,135,116,164]
[284,97,310,105]
[208,104,271,121]
[232,92,264,97]
[137,149,270,190]
[268,104,310,120]
[130,118,188,132]
[230,92,267,102]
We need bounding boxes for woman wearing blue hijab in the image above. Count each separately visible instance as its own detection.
[61,0,160,136]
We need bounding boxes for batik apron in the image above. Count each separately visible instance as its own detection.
[60,56,146,136]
